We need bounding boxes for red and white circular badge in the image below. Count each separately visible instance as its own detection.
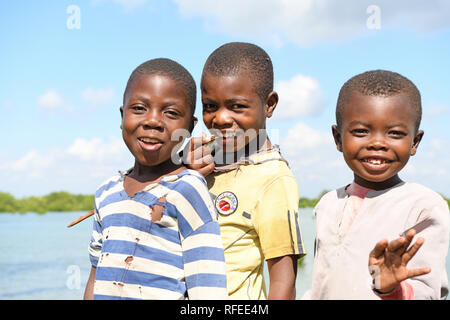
[215,191,238,216]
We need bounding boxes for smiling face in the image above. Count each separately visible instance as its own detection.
[332,91,423,190]
[121,73,194,170]
[201,73,277,152]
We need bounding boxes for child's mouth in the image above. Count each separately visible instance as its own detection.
[138,137,163,151]
[360,157,393,169]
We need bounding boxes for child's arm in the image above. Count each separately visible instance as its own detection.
[255,175,305,300]
[369,229,431,295]
[172,174,227,299]
[267,255,298,299]
[182,221,228,300]
[83,266,96,300]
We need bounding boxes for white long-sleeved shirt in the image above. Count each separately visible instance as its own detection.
[310,181,449,300]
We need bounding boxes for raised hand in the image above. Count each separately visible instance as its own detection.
[369,229,431,293]
[183,134,216,177]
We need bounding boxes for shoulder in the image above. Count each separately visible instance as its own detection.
[94,173,123,199]
[314,187,346,215]
[162,169,212,206]
[401,182,449,223]
[176,169,207,184]
[162,169,208,194]
[256,149,299,191]
[389,182,448,210]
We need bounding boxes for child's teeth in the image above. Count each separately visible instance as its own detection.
[367,159,385,165]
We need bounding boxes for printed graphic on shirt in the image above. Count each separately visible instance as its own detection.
[215,191,238,216]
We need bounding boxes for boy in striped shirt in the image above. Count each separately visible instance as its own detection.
[83,58,227,300]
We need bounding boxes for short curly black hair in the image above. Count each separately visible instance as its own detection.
[201,42,274,102]
[124,58,196,115]
[336,70,422,131]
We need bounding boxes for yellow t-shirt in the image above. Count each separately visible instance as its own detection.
[206,147,306,299]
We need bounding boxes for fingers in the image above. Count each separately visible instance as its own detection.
[407,267,431,279]
[185,137,214,165]
[387,229,416,253]
[387,237,405,252]
[196,162,216,177]
[183,135,216,176]
[370,239,388,260]
[404,229,417,242]
[403,237,425,263]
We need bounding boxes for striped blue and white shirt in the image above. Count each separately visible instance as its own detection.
[88,169,228,300]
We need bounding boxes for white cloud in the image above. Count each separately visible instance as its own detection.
[11,150,54,173]
[0,137,132,197]
[423,104,450,122]
[38,90,64,109]
[401,136,450,195]
[281,121,332,152]
[81,88,115,106]
[278,121,350,197]
[67,137,125,161]
[272,74,325,120]
[174,0,450,46]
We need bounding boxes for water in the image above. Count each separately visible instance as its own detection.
[0,208,448,299]
[0,211,92,299]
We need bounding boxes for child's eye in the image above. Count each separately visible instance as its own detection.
[388,130,407,138]
[203,104,217,112]
[350,128,368,136]
[230,104,248,112]
[164,110,180,118]
[130,105,146,113]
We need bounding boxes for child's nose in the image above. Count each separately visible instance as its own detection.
[367,134,388,150]
[212,108,233,128]
[141,110,163,129]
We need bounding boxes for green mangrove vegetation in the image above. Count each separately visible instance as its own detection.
[0,190,448,214]
[0,191,94,214]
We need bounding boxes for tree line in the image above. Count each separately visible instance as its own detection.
[0,190,448,214]
[0,191,94,214]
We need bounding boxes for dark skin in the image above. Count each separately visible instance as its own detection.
[83,73,196,300]
[186,72,298,300]
[332,91,423,190]
[332,91,429,293]
[186,73,278,174]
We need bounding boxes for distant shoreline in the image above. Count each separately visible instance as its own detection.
[1,190,449,214]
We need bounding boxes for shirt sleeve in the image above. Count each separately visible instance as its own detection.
[403,203,449,299]
[374,281,414,300]
[168,174,228,300]
[88,201,103,267]
[254,175,306,260]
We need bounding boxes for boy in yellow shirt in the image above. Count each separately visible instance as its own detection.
[186,42,306,299]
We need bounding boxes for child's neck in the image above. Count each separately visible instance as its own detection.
[124,160,185,197]
[353,174,403,191]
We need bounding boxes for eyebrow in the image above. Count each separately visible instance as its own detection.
[128,96,180,107]
[348,120,409,129]
[348,120,370,127]
[226,98,250,103]
[386,123,409,129]
[202,97,250,104]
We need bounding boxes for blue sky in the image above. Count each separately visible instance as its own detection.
[1,0,449,198]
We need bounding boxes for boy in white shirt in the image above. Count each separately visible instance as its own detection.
[309,70,449,300]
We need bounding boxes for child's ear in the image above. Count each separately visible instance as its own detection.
[332,125,343,152]
[119,106,124,129]
[265,91,278,118]
[410,130,424,156]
